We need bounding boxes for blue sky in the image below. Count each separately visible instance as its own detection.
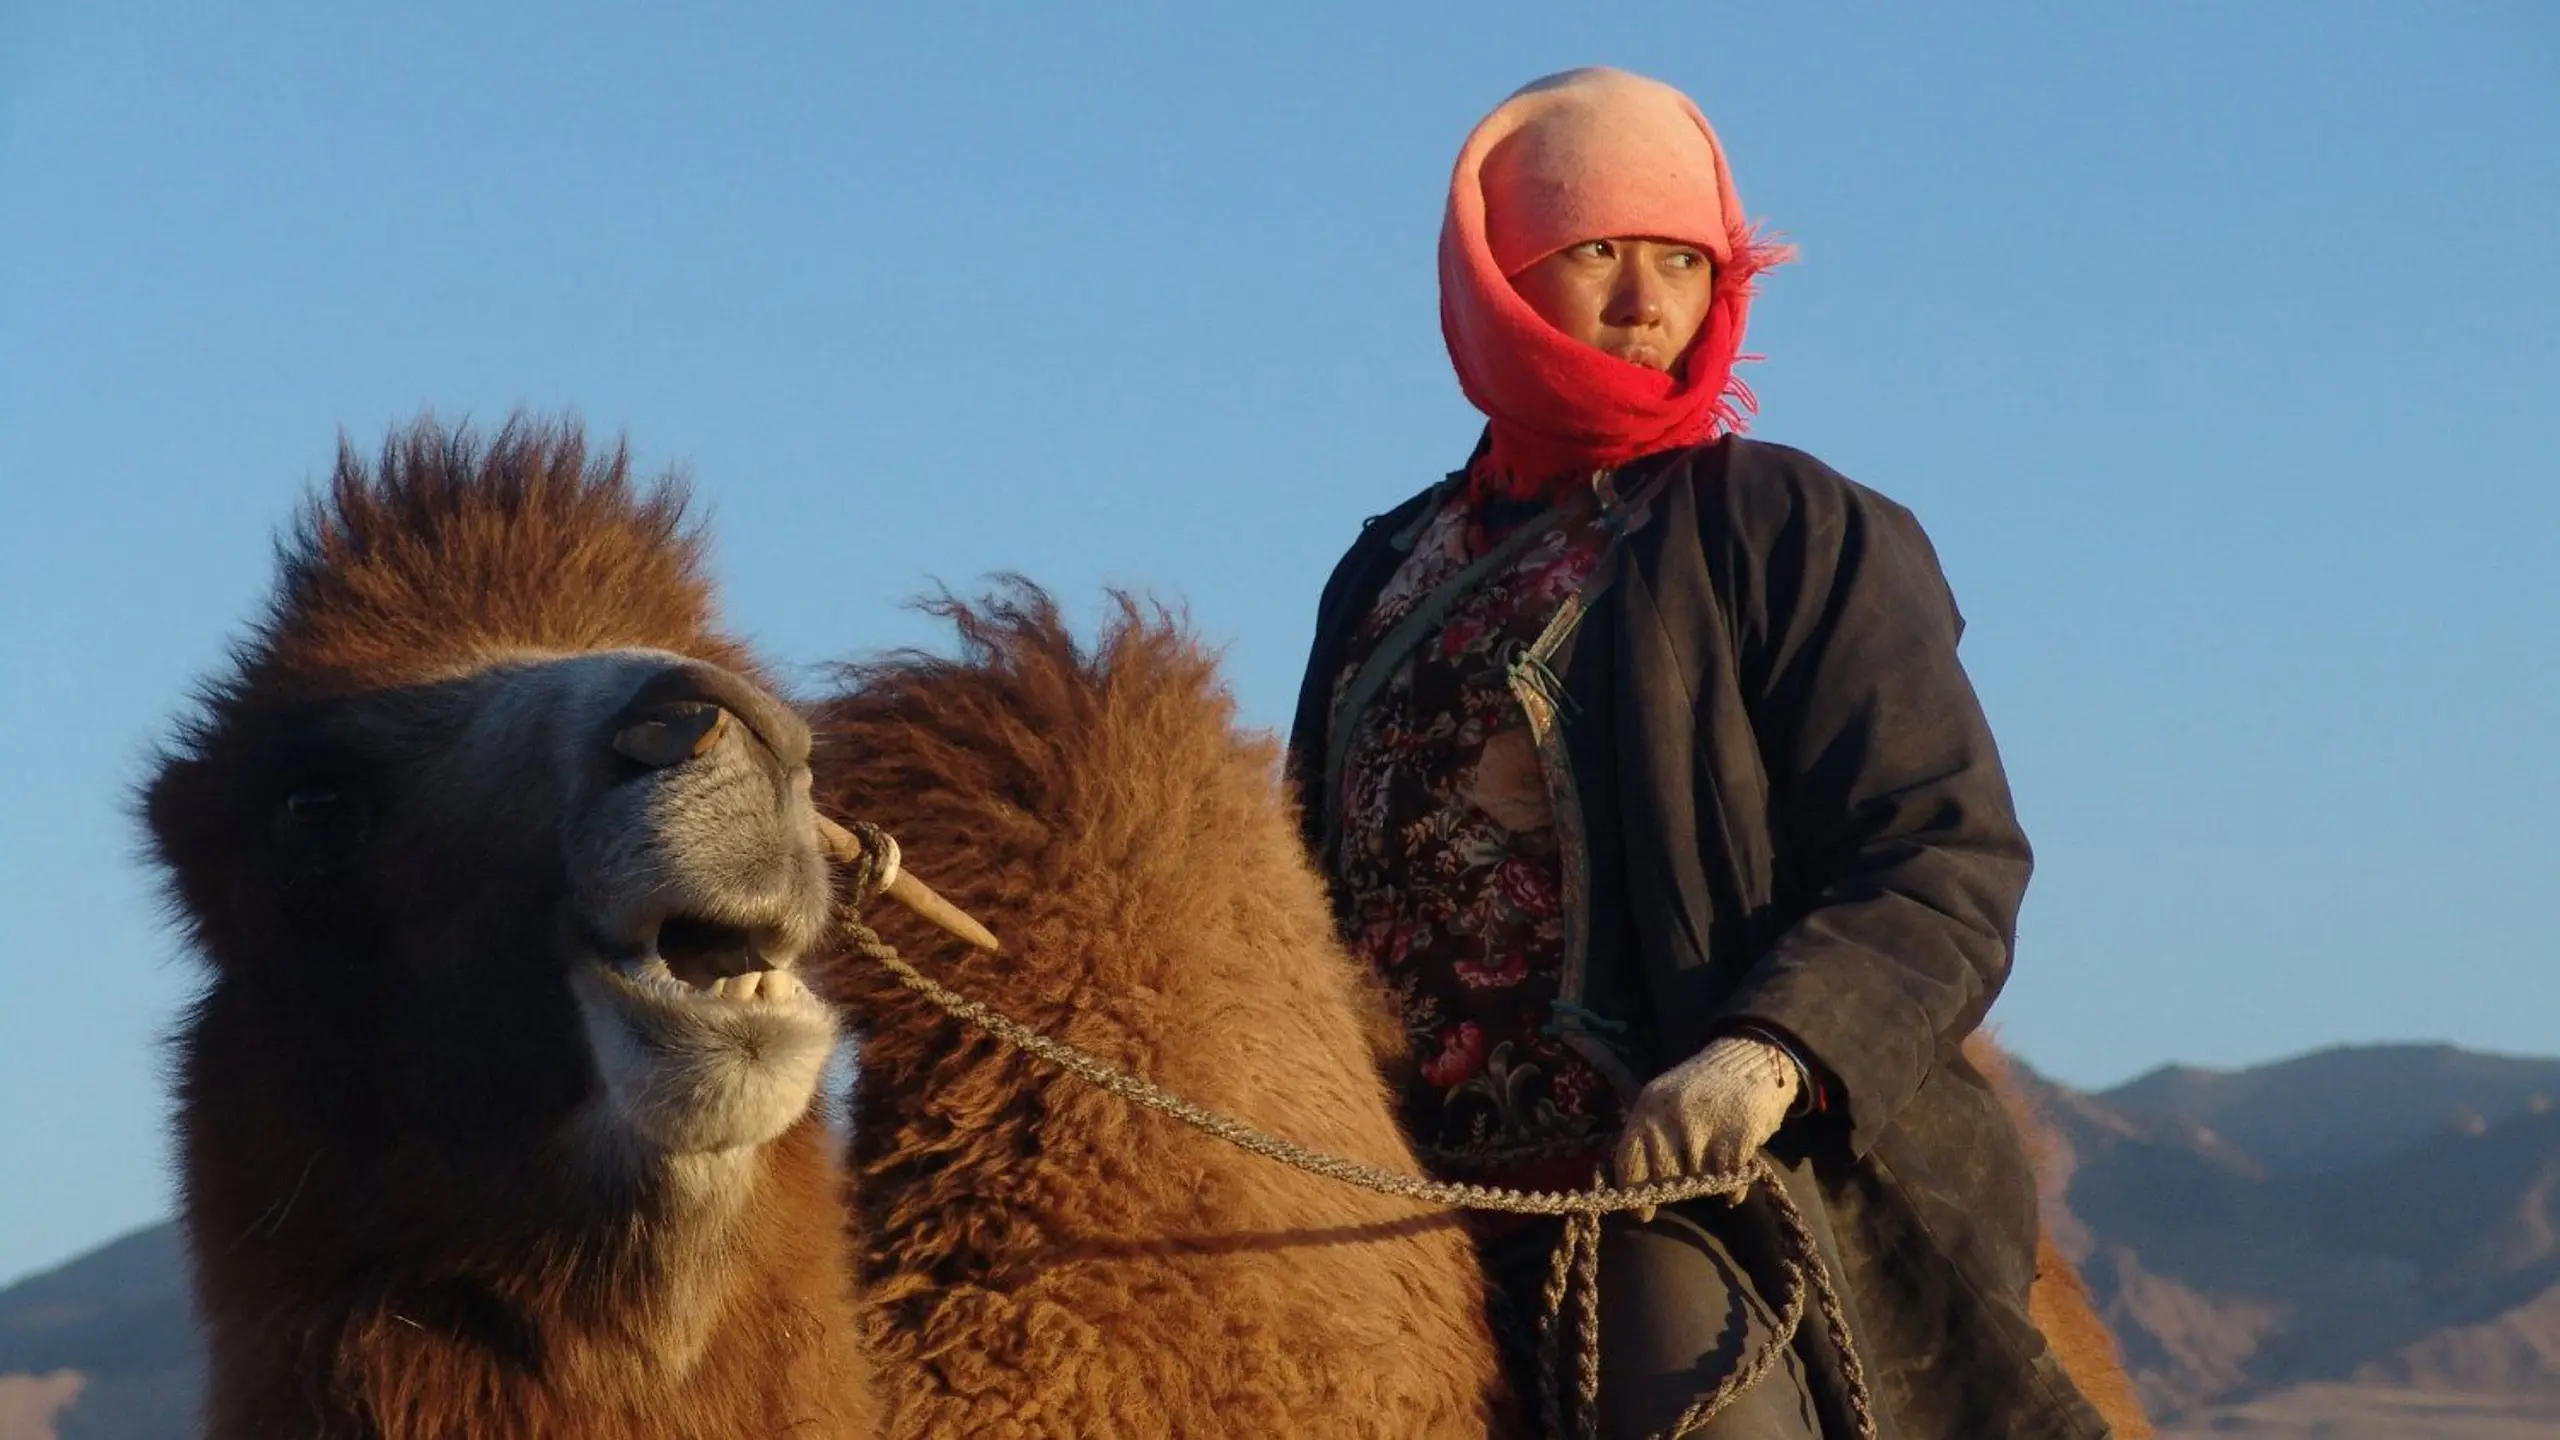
[3,2,2554,1285]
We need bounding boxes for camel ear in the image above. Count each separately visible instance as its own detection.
[140,749,231,897]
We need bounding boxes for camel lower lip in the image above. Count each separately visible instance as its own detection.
[569,953,840,1157]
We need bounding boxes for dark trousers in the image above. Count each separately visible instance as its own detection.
[1481,1203,1827,1439]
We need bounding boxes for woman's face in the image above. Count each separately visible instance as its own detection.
[1509,237,1715,374]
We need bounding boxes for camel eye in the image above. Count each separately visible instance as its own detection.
[276,784,372,863]
[285,786,348,821]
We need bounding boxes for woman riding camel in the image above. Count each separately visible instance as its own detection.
[1289,68,2116,1438]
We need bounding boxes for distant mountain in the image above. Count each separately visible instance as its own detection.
[2152,1382,2560,1439]
[2035,1046,2560,1430]
[5,1042,2556,1439]
[0,1225,196,1440]
[2099,1043,2560,1177]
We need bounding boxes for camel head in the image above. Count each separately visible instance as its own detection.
[146,420,839,1196]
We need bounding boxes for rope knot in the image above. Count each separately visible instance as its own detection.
[829,817,899,912]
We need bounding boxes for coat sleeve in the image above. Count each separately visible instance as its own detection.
[1706,450,2033,1157]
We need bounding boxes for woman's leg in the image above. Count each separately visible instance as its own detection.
[1596,1205,1823,1437]
[1481,1205,1825,1439]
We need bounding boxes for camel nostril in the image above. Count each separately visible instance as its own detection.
[605,660,807,770]
[611,702,730,770]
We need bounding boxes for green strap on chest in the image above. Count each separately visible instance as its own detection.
[1318,487,1596,860]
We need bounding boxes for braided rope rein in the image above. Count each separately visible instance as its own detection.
[830,821,1876,1440]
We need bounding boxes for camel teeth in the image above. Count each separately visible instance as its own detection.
[697,970,804,1003]
[603,954,812,1008]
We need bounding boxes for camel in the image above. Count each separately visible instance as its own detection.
[145,418,875,1439]
[808,587,1509,1438]
[1968,1036,2153,1438]
[810,583,2148,1439]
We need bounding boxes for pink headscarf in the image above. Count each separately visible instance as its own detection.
[1440,67,1790,497]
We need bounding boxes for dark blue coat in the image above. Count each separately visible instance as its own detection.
[1289,437,2114,1438]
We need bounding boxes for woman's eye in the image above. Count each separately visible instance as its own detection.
[1576,240,1614,259]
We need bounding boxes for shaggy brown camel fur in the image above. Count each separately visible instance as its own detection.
[808,586,1507,1438]
[145,419,873,1439]
[1966,1035,2154,1438]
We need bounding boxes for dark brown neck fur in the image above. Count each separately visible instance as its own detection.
[182,1044,865,1439]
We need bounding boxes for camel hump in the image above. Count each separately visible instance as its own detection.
[815,579,1296,895]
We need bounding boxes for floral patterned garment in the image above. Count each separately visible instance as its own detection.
[1330,494,1623,1192]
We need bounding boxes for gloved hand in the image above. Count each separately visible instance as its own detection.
[1611,1034,1801,1204]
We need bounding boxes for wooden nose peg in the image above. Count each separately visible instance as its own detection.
[813,814,1003,954]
